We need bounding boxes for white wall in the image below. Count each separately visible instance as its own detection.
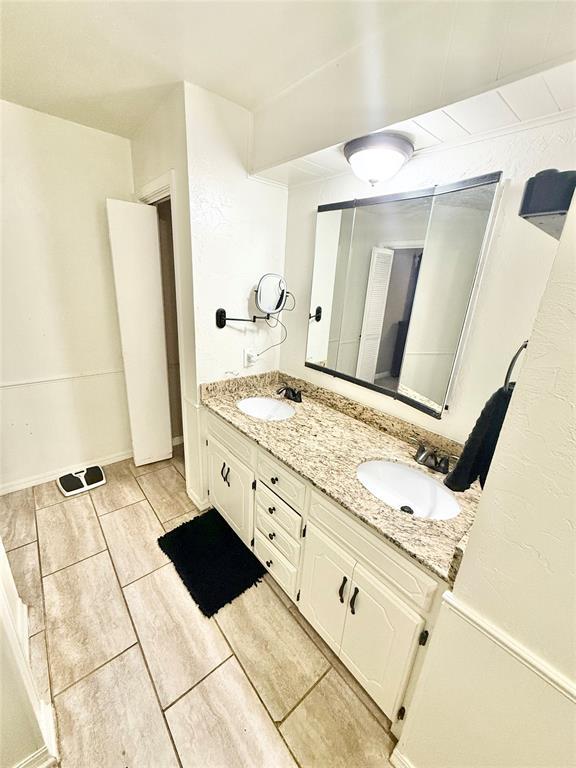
[130,84,203,503]
[0,619,44,768]
[183,82,288,385]
[131,84,197,403]
[0,539,55,768]
[392,197,576,768]
[130,83,288,506]
[280,115,576,443]
[0,101,134,492]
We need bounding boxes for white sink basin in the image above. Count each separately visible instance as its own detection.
[237,396,295,422]
[356,460,460,521]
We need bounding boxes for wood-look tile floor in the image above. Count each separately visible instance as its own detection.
[3,450,395,768]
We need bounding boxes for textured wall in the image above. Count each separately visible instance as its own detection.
[394,192,576,768]
[184,83,289,385]
[454,200,576,677]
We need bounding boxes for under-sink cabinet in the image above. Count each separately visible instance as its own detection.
[300,521,424,717]
[204,409,445,726]
[206,436,254,546]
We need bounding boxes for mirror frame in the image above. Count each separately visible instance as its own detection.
[305,171,502,419]
[255,272,288,315]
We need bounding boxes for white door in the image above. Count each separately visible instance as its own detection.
[356,247,394,381]
[340,562,424,718]
[299,522,356,653]
[207,437,255,546]
[106,199,172,467]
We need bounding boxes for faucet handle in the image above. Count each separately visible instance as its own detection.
[415,444,430,463]
[436,456,450,474]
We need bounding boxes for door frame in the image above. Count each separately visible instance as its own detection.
[135,172,196,487]
[136,172,209,510]
[136,173,185,398]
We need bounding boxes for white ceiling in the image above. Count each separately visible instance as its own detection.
[255,61,576,187]
[1,1,575,140]
[0,1,418,137]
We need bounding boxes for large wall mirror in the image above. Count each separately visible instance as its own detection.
[306,173,501,417]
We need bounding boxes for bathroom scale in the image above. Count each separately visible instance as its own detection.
[56,465,106,497]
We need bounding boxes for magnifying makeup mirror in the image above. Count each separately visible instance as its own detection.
[215,272,292,329]
[255,273,287,315]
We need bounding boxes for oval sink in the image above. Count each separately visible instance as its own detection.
[357,460,460,521]
[237,396,295,422]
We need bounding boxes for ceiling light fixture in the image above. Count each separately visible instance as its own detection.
[343,132,414,186]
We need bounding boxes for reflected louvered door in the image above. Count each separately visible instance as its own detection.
[356,247,394,381]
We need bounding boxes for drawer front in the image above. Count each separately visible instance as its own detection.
[256,507,300,566]
[257,452,306,511]
[255,483,301,539]
[309,491,438,613]
[206,411,257,467]
[254,530,297,598]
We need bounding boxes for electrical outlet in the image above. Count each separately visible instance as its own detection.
[243,348,258,367]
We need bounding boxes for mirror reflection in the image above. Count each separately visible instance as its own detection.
[306,177,499,417]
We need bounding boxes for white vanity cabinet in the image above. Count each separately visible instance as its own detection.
[336,560,424,719]
[300,520,425,718]
[299,522,356,650]
[206,437,254,546]
[204,408,444,727]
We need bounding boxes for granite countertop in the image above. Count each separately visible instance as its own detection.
[201,372,480,585]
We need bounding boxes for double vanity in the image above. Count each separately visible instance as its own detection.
[201,371,481,732]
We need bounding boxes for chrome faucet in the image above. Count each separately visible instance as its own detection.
[277,384,302,403]
[414,444,451,475]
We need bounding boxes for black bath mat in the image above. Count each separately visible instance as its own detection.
[158,508,265,617]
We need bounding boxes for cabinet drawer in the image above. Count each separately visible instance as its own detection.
[206,411,257,467]
[255,483,301,540]
[254,530,297,598]
[257,452,306,511]
[256,507,300,566]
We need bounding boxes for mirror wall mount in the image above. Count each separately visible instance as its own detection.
[216,273,290,329]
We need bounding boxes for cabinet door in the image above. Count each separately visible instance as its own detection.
[207,438,254,547]
[340,562,424,718]
[299,523,355,654]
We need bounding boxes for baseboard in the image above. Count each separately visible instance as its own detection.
[0,449,134,496]
[16,600,29,655]
[186,487,210,512]
[172,435,184,446]
[13,745,58,768]
[389,748,416,768]
[37,700,58,761]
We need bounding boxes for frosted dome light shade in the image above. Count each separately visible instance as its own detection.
[344,133,414,186]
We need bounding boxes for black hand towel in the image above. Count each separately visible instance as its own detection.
[444,386,513,492]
